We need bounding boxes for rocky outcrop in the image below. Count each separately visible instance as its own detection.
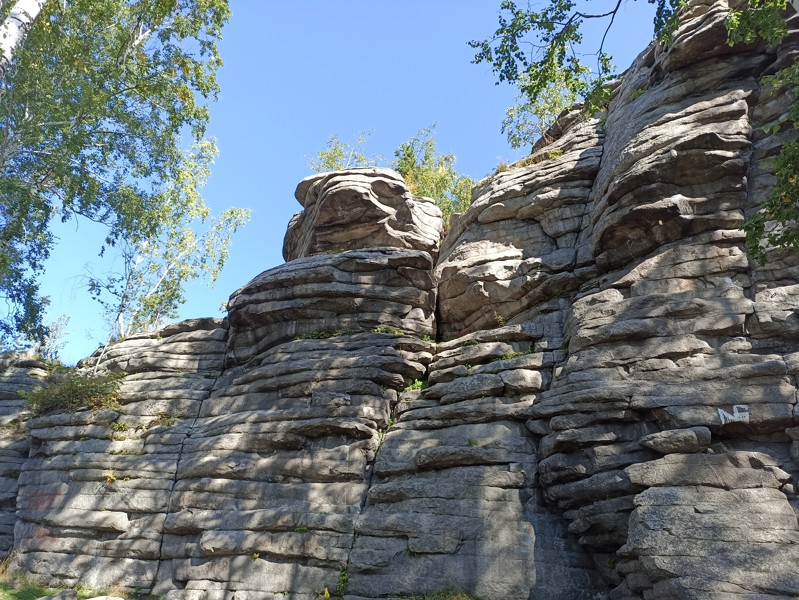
[7,1,799,598]
[0,355,40,556]
[432,1,799,597]
[284,168,443,262]
[12,320,226,589]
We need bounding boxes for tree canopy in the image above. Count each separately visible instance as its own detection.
[0,0,249,343]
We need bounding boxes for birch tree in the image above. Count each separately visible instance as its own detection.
[0,0,48,79]
[0,0,246,342]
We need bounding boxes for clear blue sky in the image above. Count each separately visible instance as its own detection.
[40,1,657,365]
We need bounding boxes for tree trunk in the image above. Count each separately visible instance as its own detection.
[0,0,48,80]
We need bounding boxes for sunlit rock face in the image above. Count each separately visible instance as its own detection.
[283,168,444,262]
[436,114,603,341]
[225,248,437,366]
[7,1,799,599]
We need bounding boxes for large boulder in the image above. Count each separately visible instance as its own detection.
[284,168,443,261]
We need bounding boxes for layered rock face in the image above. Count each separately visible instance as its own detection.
[283,168,443,262]
[7,2,799,598]
[435,1,799,598]
[13,319,227,589]
[0,356,41,555]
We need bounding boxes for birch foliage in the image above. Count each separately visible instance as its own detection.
[0,0,246,341]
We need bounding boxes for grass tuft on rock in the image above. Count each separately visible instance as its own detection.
[21,367,125,416]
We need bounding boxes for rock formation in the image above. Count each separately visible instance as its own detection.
[283,168,443,262]
[4,1,799,598]
[0,355,40,554]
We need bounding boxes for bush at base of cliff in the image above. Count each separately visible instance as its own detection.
[21,367,125,417]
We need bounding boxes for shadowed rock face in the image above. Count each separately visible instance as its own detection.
[0,356,40,556]
[5,1,799,599]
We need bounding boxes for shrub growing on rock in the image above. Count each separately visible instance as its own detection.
[21,367,124,416]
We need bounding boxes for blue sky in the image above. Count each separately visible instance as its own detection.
[40,1,658,364]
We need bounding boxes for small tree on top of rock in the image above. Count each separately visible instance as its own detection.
[308,126,475,227]
[393,126,474,226]
[308,131,383,172]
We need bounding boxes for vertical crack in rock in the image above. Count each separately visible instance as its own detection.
[348,324,607,599]
[152,375,214,596]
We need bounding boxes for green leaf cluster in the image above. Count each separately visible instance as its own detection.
[726,0,789,45]
[0,0,242,342]
[726,0,799,261]
[21,366,125,416]
[470,0,682,143]
[85,140,250,338]
[745,101,799,262]
[308,126,474,227]
[402,379,429,392]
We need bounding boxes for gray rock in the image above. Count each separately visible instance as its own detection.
[226,249,436,363]
[285,168,443,261]
[6,3,799,599]
[639,426,712,454]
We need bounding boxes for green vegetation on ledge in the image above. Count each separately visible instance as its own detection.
[21,367,125,416]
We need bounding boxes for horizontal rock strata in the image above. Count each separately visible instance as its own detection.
[349,326,606,599]
[435,1,799,597]
[6,1,799,598]
[436,114,603,340]
[284,168,443,262]
[12,320,227,590]
[160,332,433,598]
[0,356,40,555]
[225,248,436,365]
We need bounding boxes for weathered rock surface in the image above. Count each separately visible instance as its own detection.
[6,1,799,598]
[436,114,603,340]
[432,1,799,597]
[0,355,39,556]
[349,328,605,599]
[226,248,436,365]
[157,332,432,597]
[12,321,227,589]
[284,168,443,262]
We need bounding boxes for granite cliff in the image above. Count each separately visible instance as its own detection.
[2,1,799,598]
